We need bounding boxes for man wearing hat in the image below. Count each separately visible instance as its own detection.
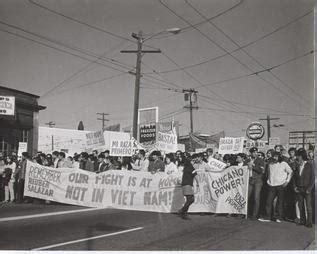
[248,147,265,219]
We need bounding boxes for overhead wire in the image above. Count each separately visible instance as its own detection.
[184,0,312,107]
[198,93,313,117]
[144,9,312,74]
[159,0,312,111]
[28,0,160,51]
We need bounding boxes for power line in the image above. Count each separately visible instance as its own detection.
[184,0,312,107]
[51,72,128,95]
[159,0,312,110]
[0,20,136,72]
[145,9,312,74]
[196,50,314,88]
[198,94,313,117]
[146,0,244,40]
[28,0,160,51]
[0,28,130,74]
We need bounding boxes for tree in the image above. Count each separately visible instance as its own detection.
[78,121,84,130]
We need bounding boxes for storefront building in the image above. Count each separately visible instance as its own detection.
[0,86,46,156]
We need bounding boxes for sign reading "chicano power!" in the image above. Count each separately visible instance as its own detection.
[246,122,265,140]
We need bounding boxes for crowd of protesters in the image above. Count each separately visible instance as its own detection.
[0,144,314,226]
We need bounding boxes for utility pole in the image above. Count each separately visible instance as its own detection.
[45,121,55,151]
[259,115,280,144]
[183,89,199,133]
[183,89,198,152]
[121,31,161,139]
[97,113,109,131]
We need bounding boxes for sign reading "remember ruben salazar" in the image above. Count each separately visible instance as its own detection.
[246,123,265,140]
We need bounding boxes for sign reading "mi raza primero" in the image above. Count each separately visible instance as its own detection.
[24,161,249,214]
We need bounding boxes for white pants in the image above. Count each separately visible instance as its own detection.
[4,181,14,201]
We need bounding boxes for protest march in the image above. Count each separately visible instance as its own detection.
[0,128,314,226]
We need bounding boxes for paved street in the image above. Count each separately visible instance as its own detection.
[0,203,314,251]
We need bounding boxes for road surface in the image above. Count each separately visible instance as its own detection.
[0,203,314,250]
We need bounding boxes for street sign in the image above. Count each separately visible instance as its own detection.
[0,96,15,115]
[246,122,265,140]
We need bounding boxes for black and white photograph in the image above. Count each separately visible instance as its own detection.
[0,0,315,251]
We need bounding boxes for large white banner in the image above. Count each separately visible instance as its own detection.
[24,161,248,214]
[218,137,244,155]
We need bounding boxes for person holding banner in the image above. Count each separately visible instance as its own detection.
[164,153,178,175]
[149,151,165,174]
[177,155,199,220]
[131,150,149,172]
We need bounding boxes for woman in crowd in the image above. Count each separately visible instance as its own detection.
[66,156,74,168]
[165,153,178,175]
[120,157,133,171]
[175,151,185,173]
[2,156,16,203]
[177,155,198,220]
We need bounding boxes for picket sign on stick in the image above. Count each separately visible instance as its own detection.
[24,161,249,215]
[208,158,227,171]
[86,130,105,147]
[218,137,244,155]
[110,138,133,156]
[157,131,178,153]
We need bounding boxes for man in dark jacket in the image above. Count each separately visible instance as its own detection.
[293,149,315,227]
[150,151,165,174]
[247,147,265,220]
[16,152,29,203]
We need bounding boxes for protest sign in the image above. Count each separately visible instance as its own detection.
[18,142,27,156]
[86,130,105,148]
[24,161,248,214]
[157,131,178,152]
[218,137,244,154]
[208,158,227,172]
[110,138,133,156]
[103,131,130,149]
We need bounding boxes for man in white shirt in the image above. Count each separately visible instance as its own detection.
[259,151,292,223]
[131,149,149,172]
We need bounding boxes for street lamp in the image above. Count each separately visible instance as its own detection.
[121,28,181,139]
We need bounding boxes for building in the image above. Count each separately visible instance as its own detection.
[289,131,316,149]
[0,86,46,156]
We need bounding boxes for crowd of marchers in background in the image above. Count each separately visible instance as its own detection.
[0,145,314,226]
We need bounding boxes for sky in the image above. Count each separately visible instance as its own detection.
[0,0,315,144]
